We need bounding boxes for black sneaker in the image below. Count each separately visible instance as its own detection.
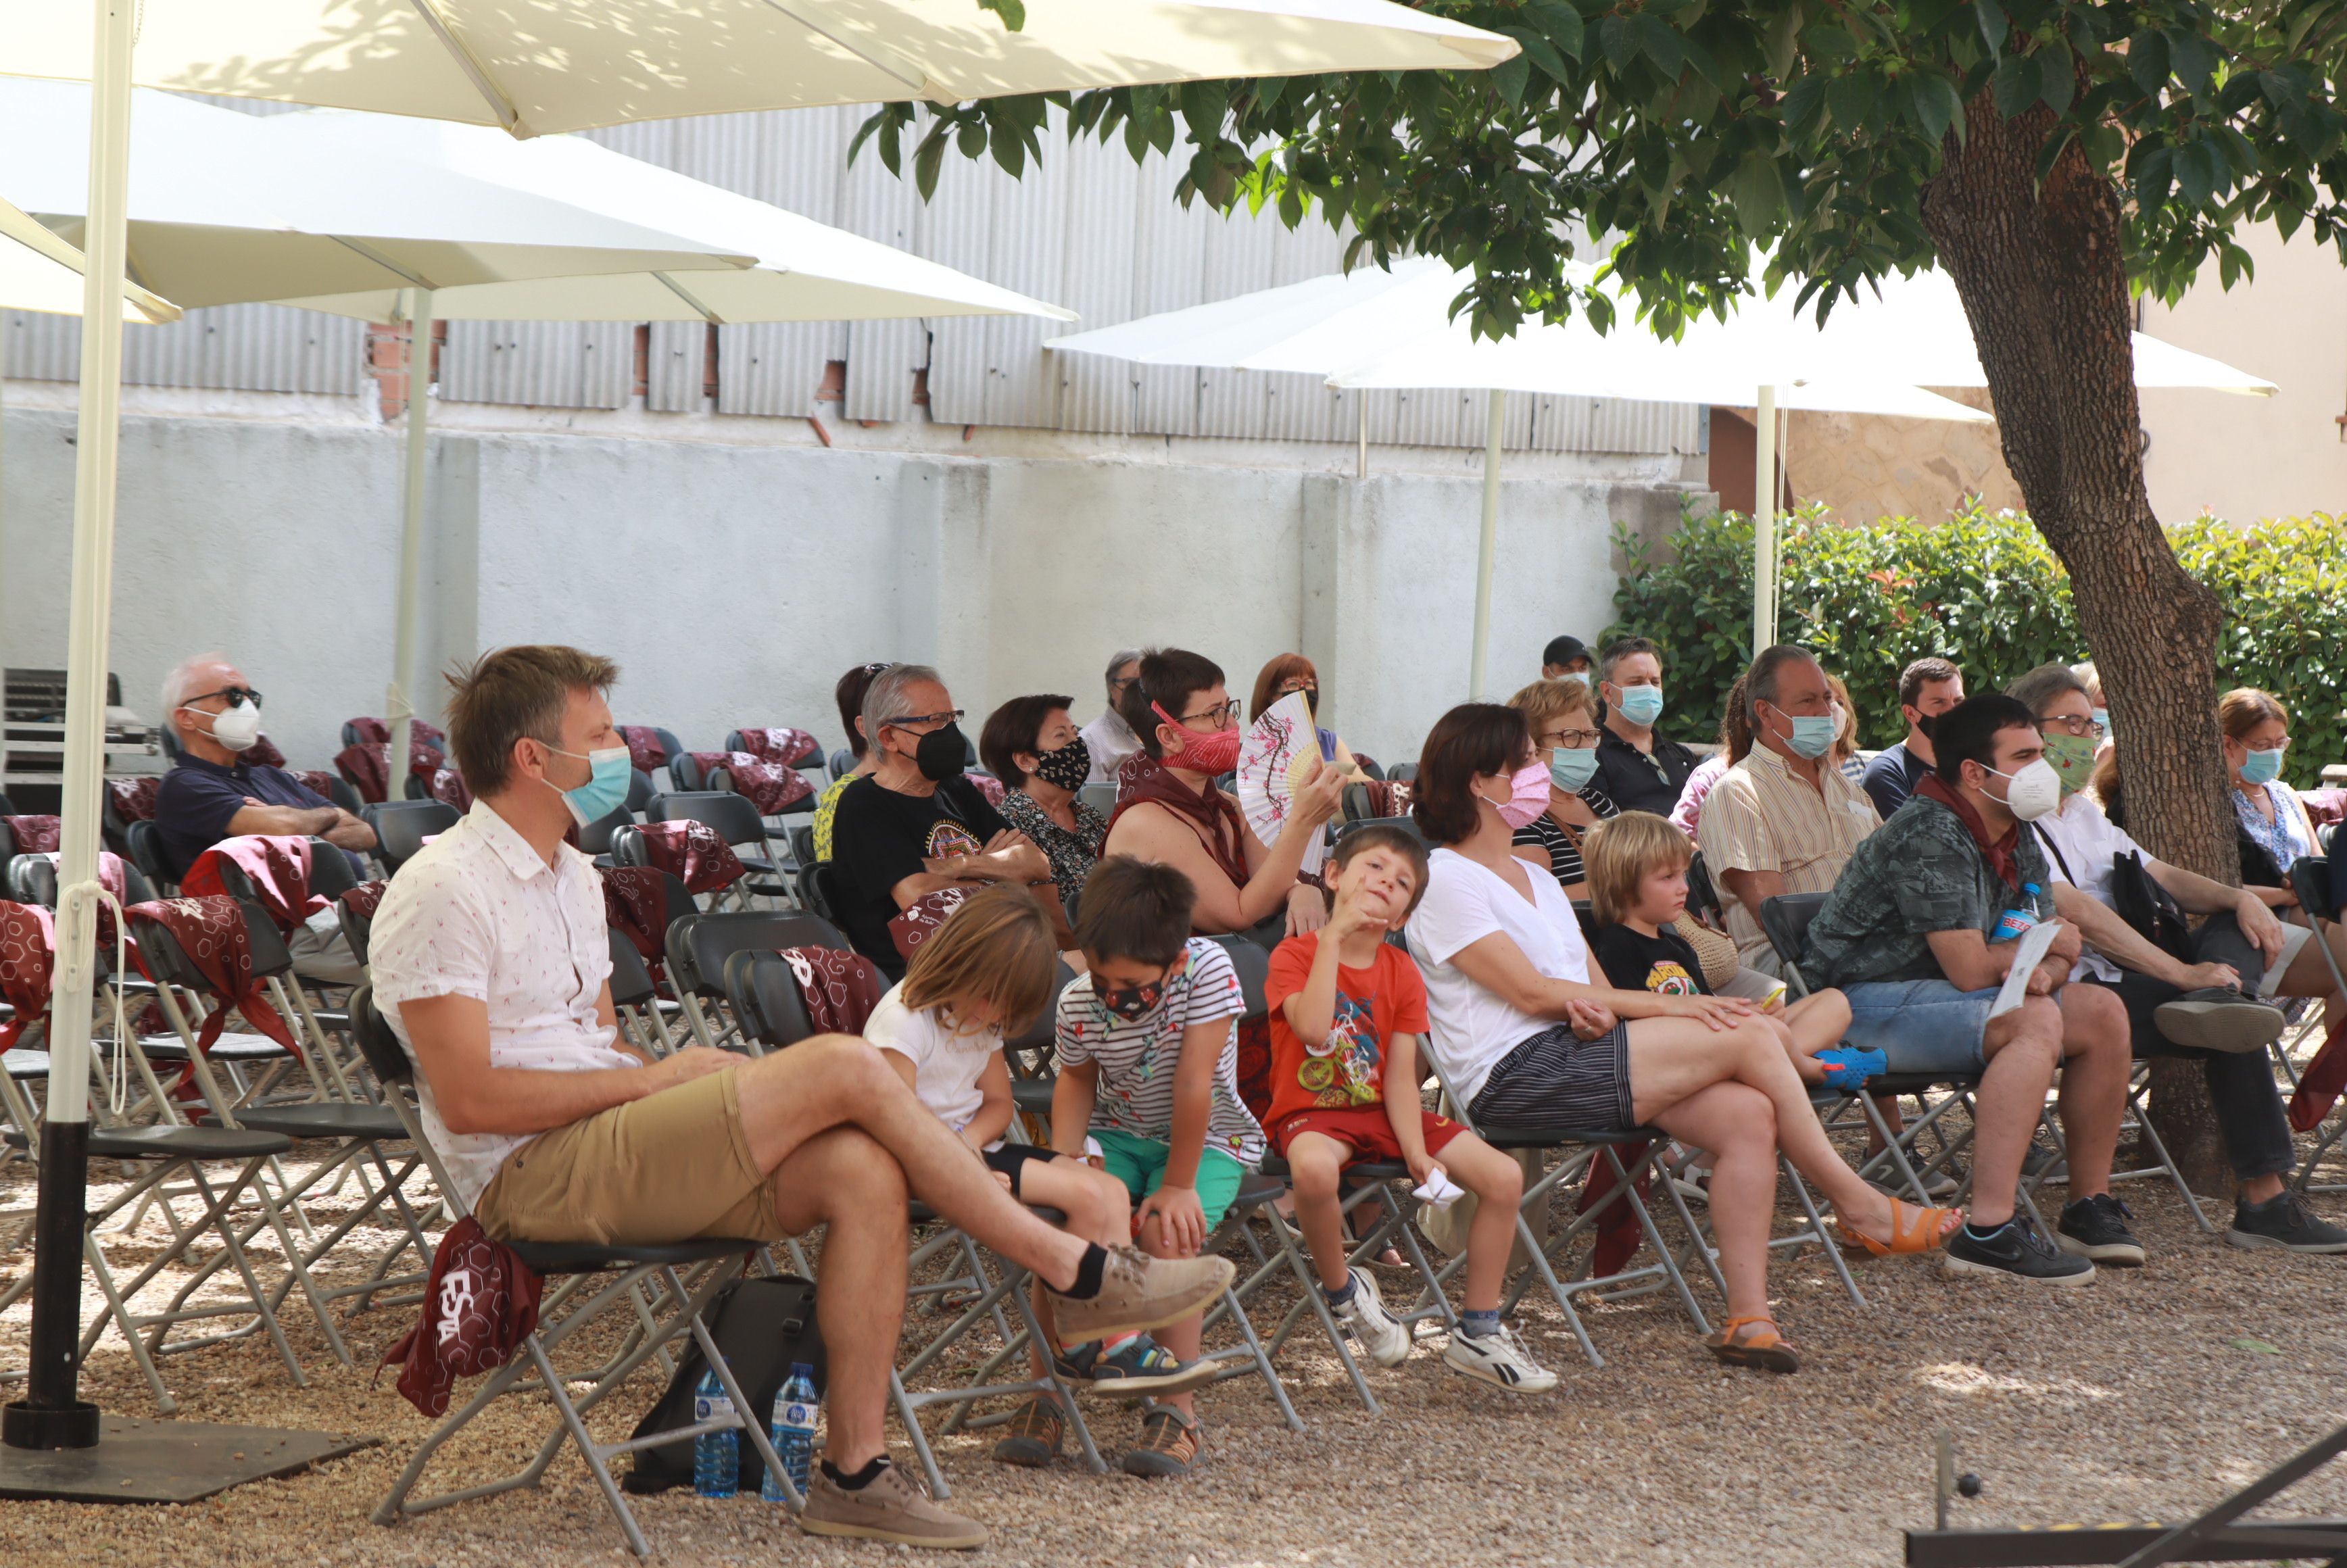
[2057,1194,2147,1267]
[2155,989,2288,1054]
[1943,1215,2096,1286]
[2227,1190,2347,1254]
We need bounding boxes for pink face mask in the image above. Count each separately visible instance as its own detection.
[1152,701,1244,775]
[1485,759,1551,829]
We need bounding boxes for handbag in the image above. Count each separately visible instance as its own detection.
[2109,850,2193,961]
[623,1273,827,1494]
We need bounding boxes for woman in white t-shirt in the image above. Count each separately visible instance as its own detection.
[1403,703,1959,1371]
[863,885,1221,1446]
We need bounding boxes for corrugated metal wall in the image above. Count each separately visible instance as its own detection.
[7,99,1699,456]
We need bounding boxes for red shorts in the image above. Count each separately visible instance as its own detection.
[1272,1103,1466,1164]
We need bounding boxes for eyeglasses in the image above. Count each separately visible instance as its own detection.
[881,708,965,731]
[1108,676,1137,695]
[1179,699,1244,729]
[2040,714,2106,739]
[1277,679,1317,696]
[1539,728,1602,750]
[186,685,262,710]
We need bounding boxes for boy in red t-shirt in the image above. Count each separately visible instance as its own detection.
[1265,826,1554,1392]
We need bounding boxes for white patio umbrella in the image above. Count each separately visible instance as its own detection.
[3,1,1518,135]
[15,0,1517,1457]
[0,192,175,322]
[1048,258,1991,700]
[244,105,1076,770]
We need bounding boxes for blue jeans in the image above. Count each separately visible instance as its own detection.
[1839,979,1999,1076]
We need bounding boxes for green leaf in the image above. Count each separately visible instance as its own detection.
[2167,29,2215,93]
[1529,0,1585,62]
[2039,44,2074,117]
[1730,150,1787,235]
[1975,0,2009,53]
[1764,5,1801,79]
[1801,24,1858,63]
[1828,71,1877,135]
[2173,137,2218,207]
[977,0,1025,29]
[2128,30,2170,96]
[1490,51,1532,105]
[1991,51,2037,119]
[1501,26,1572,85]
[2225,1337,2283,1354]
[1781,71,1831,132]
[1600,16,1637,72]
[1913,73,1964,145]
[914,122,951,200]
[1632,14,1686,80]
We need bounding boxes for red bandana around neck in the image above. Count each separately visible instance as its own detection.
[1914,773,2022,891]
[1110,756,1251,891]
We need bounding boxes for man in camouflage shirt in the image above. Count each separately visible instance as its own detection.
[1801,695,2135,1285]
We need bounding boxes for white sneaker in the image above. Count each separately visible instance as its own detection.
[1443,1323,1558,1393]
[1332,1270,1411,1367]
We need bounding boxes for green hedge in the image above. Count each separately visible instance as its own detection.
[1598,502,2347,788]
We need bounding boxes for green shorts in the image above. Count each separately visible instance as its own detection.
[1091,1127,1249,1229]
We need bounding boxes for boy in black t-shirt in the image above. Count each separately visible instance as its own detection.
[1584,812,1857,1082]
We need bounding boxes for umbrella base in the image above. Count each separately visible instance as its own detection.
[0,1413,376,1502]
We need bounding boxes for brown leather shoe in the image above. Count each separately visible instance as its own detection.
[800,1460,988,1550]
[1044,1245,1233,1344]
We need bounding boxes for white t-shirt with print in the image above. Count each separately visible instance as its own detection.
[865,982,1004,1145]
[1055,936,1263,1166]
[1405,846,1592,1106]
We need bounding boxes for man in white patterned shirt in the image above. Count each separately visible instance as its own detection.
[370,645,1230,1549]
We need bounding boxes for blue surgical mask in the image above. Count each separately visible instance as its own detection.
[544,744,632,826]
[2240,747,2284,787]
[1549,746,1599,794]
[1782,714,1838,760]
[2091,707,2110,737]
[1613,684,1665,727]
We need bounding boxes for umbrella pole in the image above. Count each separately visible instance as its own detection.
[6,0,134,1453]
[1469,388,1501,701]
[388,289,434,777]
[1752,383,1777,658]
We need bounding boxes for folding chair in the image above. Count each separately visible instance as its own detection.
[723,948,1113,1497]
[125,818,174,893]
[664,908,846,1052]
[607,927,679,1056]
[2288,858,2346,1194]
[364,800,460,873]
[1687,850,1726,929]
[349,989,789,1557]
[645,793,793,905]
[827,748,856,781]
[575,803,632,860]
[1076,780,1117,818]
[1334,814,1428,848]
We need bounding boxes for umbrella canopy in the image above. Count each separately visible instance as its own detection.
[0,80,753,308]
[251,109,1073,324]
[0,191,176,322]
[2,0,1518,136]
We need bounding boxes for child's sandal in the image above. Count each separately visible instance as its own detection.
[1837,1198,1962,1258]
[1706,1315,1801,1374]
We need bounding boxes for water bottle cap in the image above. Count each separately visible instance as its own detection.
[790,1362,813,1376]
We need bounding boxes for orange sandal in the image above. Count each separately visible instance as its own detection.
[1837,1198,1962,1258]
[1707,1315,1801,1373]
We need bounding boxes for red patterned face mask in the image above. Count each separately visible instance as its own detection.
[1151,702,1242,776]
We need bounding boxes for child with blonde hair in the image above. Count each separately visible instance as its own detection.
[863,885,1215,1476]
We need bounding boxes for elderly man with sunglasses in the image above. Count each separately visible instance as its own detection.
[153,654,377,977]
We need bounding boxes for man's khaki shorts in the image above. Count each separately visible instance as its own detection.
[473,1067,784,1245]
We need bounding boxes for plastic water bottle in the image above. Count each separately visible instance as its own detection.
[692,1367,738,1498]
[1991,883,2043,943]
[763,1364,819,1502]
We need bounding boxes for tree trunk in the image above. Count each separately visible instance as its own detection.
[1920,93,2238,1192]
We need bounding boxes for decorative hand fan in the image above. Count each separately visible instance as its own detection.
[1237,691,1334,877]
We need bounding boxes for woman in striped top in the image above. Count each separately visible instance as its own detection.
[1505,677,1618,896]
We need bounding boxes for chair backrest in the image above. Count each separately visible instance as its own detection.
[1685,850,1725,926]
[1333,814,1426,847]
[670,753,708,792]
[132,897,295,991]
[2290,856,2338,923]
[1758,891,1830,978]
[606,926,658,1008]
[402,770,431,802]
[1340,781,1375,823]
[323,775,366,815]
[349,984,410,1084]
[667,909,848,999]
[1354,756,1386,781]
[22,854,159,909]
[723,949,820,1050]
[607,824,648,869]
[1207,933,1272,1021]
[337,890,377,968]
[577,804,633,856]
[646,790,768,850]
[1002,956,1078,1053]
[788,824,815,870]
[304,836,361,900]
[827,748,856,781]
[366,800,461,871]
[804,860,846,923]
[625,768,658,812]
[125,818,172,889]
[1386,762,1418,783]
[1077,780,1118,819]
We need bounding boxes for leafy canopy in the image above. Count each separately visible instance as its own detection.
[861,1,2347,341]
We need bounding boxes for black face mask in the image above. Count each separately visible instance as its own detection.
[1030,737,1092,792]
[914,723,967,783]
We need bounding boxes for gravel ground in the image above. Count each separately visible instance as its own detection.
[4,1110,2345,1568]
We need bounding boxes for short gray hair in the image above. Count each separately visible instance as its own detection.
[2008,662,2090,718]
[1105,649,1142,691]
[162,652,231,717]
[862,663,947,741]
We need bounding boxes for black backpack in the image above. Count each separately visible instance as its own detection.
[622,1273,825,1495]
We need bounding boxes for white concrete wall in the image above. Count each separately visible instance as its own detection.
[0,398,1690,777]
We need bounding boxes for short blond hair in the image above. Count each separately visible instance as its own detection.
[1506,677,1596,737]
[1582,811,1692,925]
[444,645,619,795]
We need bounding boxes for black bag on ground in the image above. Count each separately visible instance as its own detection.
[621,1273,825,1494]
[2110,850,2193,961]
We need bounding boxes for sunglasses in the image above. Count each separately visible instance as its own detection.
[186,685,263,710]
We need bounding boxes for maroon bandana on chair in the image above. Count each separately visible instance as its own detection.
[423,767,475,811]
[733,727,820,768]
[294,770,344,804]
[339,880,389,925]
[617,725,670,775]
[888,886,971,964]
[179,835,325,937]
[687,751,814,816]
[779,944,883,1035]
[0,900,57,1052]
[105,777,162,825]
[345,716,445,751]
[18,852,132,946]
[335,739,443,805]
[375,1216,544,1418]
[126,895,300,1085]
[635,820,744,897]
[246,733,287,769]
[598,866,672,977]
[3,815,62,853]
